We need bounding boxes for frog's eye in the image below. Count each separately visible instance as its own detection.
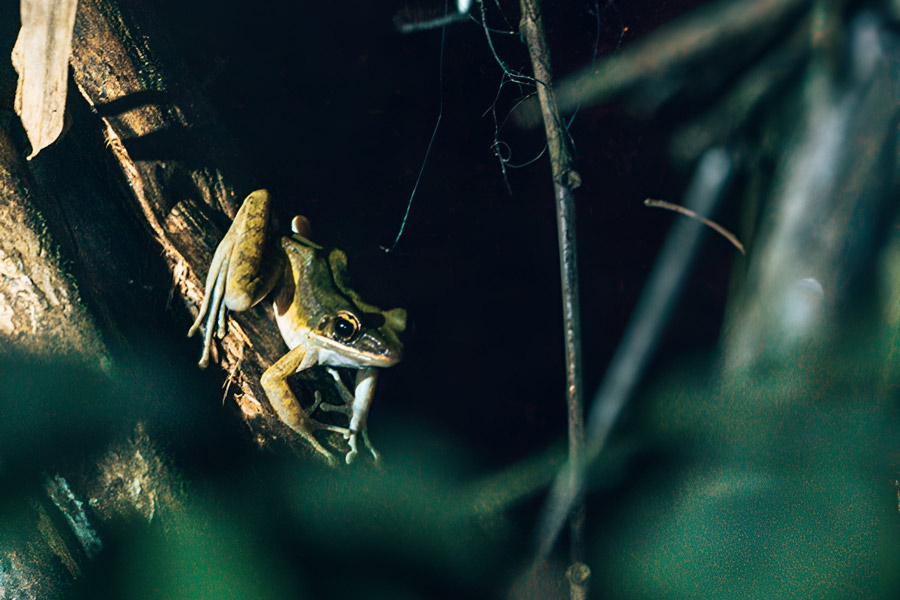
[332,310,361,342]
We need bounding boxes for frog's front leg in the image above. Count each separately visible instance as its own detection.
[188,189,282,368]
[319,367,381,464]
[261,345,351,466]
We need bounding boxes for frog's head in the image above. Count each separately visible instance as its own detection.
[306,248,406,369]
[311,305,405,368]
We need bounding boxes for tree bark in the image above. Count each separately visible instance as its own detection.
[0,116,107,363]
[66,0,332,454]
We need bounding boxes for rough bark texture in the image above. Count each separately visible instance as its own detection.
[1,71,178,600]
[66,0,332,455]
[1,0,306,594]
[0,119,108,363]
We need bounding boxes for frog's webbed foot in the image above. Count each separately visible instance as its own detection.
[306,391,353,436]
[308,395,374,465]
[351,430,381,464]
[314,368,381,464]
[310,401,364,464]
[301,390,377,464]
[188,237,233,369]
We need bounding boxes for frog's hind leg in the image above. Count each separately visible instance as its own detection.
[188,190,282,368]
[220,190,277,312]
[262,346,349,466]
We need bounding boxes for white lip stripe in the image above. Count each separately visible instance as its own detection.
[316,348,370,368]
[274,302,396,367]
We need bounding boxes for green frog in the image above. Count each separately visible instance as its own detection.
[188,189,406,465]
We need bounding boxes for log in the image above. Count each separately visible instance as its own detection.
[0,117,107,363]
[67,0,335,457]
[0,96,182,600]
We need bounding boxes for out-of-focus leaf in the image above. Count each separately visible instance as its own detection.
[11,0,78,159]
[518,0,812,124]
[597,464,881,600]
[102,496,305,600]
[723,13,899,370]
[589,347,895,599]
[283,426,505,588]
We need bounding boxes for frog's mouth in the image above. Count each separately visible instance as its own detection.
[311,333,402,368]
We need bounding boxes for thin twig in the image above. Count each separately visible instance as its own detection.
[644,198,745,254]
[518,1,588,598]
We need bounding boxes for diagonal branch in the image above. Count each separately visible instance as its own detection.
[66,0,323,458]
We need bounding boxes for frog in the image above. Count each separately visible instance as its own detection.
[188,189,406,466]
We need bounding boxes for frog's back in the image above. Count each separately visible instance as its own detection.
[273,236,320,348]
[273,235,356,349]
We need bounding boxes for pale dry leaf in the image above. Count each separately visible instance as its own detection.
[11,0,79,159]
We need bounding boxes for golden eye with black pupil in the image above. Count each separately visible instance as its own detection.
[332,310,361,342]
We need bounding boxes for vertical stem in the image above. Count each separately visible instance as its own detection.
[519,1,589,598]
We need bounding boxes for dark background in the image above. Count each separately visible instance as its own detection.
[145,0,724,468]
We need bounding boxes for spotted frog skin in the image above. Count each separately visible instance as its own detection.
[188,190,405,465]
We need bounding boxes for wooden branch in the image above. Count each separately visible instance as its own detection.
[518,1,588,598]
[67,0,322,456]
[0,104,181,600]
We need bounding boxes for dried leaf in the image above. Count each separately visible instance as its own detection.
[11,0,79,159]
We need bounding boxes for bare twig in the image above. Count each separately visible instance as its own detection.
[644,198,745,254]
[67,0,310,454]
[518,0,588,597]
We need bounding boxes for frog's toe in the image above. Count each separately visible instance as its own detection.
[310,419,351,437]
[344,430,360,464]
[301,434,339,467]
[319,449,339,468]
[215,313,228,339]
[362,429,381,463]
[307,390,325,417]
[306,393,350,420]
[317,401,352,417]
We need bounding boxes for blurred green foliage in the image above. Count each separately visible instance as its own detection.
[586,321,900,599]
